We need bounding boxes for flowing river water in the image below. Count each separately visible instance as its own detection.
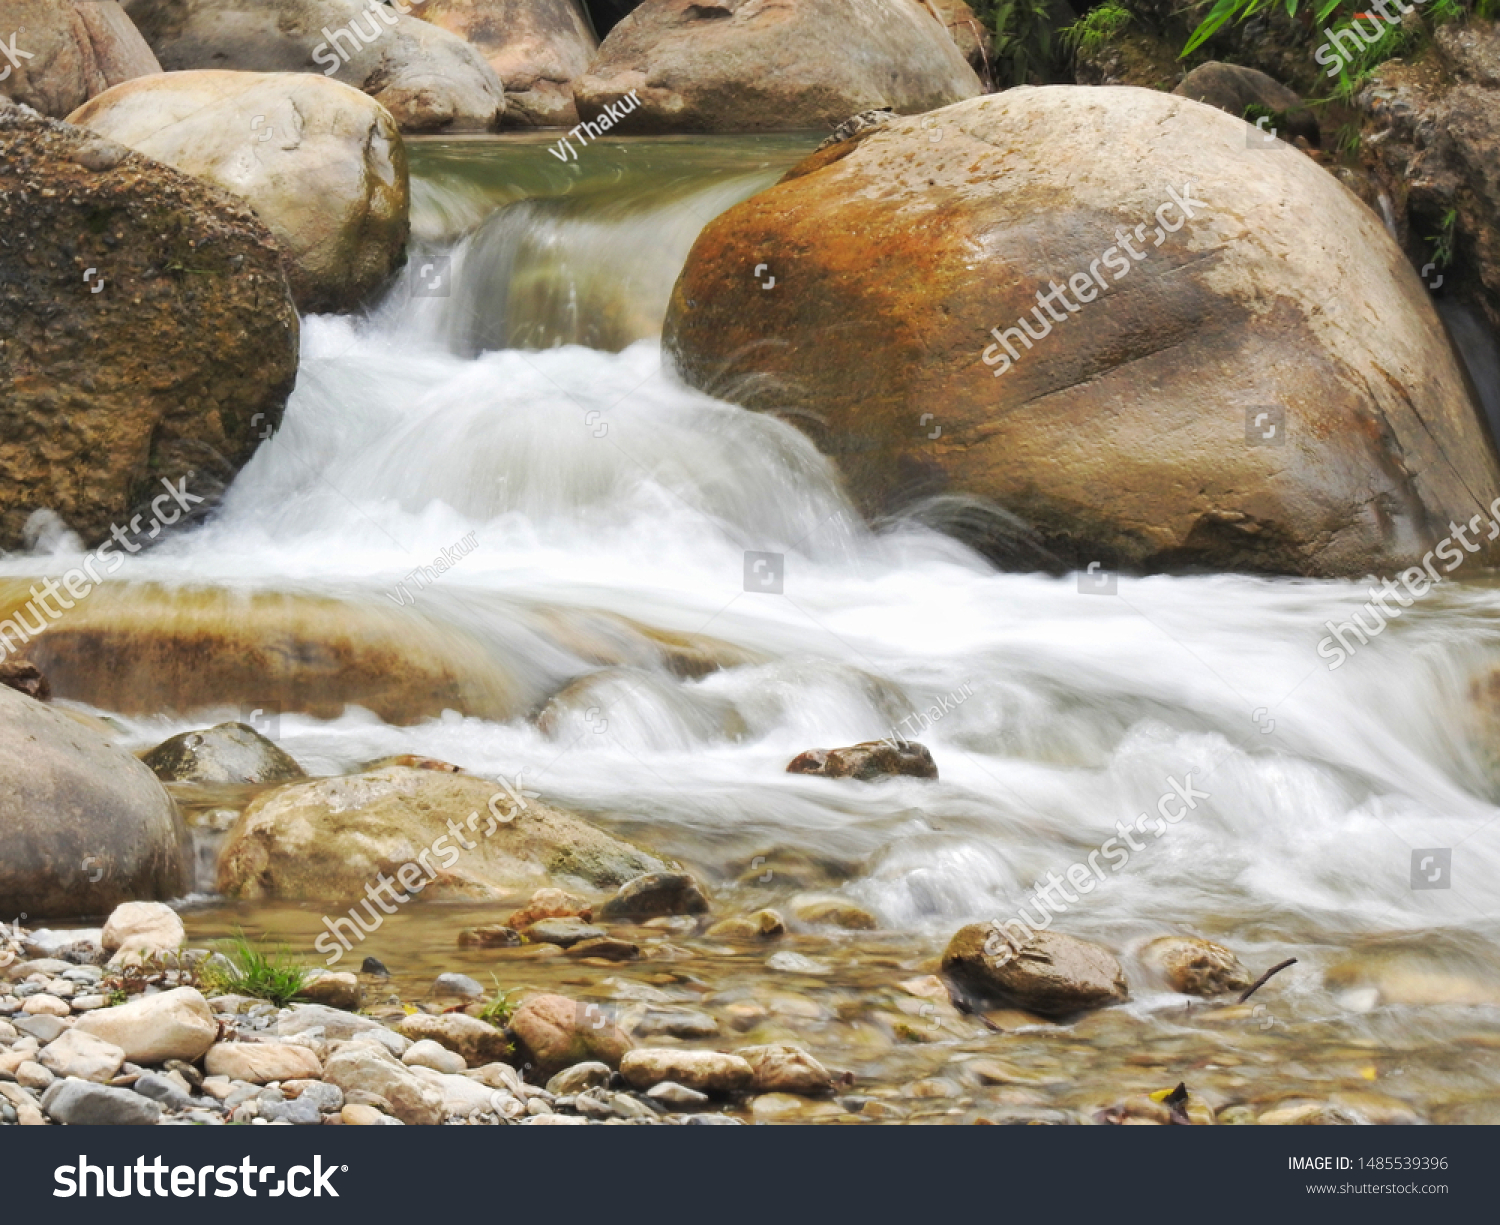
[6,134,1500,1122]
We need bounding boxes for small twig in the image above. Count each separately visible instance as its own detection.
[1238,958,1297,1004]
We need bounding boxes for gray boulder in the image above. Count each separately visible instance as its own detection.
[141,721,306,785]
[0,684,188,918]
[42,1078,164,1125]
[0,0,160,118]
[573,0,982,133]
[120,0,505,131]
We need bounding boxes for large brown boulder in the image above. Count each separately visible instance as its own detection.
[69,70,410,313]
[0,0,160,117]
[217,767,669,900]
[410,0,596,127]
[665,86,1500,577]
[0,683,189,919]
[0,103,297,554]
[1,582,747,725]
[119,0,505,132]
[573,0,983,134]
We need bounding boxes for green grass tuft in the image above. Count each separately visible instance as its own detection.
[201,932,311,1008]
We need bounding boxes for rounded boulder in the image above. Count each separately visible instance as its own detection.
[0,684,188,918]
[70,70,410,313]
[664,86,1500,577]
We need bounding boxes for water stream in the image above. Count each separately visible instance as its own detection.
[5,135,1500,1118]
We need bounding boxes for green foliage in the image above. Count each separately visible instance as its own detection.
[202,932,310,1008]
[1184,0,1489,60]
[1242,101,1285,128]
[475,978,516,1028]
[1334,121,1362,155]
[1429,209,1459,268]
[984,0,1059,87]
[1060,1,1133,58]
[1183,0,1345,58]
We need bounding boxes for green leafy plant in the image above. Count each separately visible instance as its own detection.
[1183,0,1344,58]
[1429,209,1459,268]
[987,0,1059,87]
[1060,1,1133,58]
[1334,121,1363,155]
[475,978,516,1027]
[201,932,310,1007]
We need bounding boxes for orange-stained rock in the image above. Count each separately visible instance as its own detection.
[665,86,1500,578]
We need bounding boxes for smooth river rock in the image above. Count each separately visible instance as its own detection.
[619,1048,753,1096]
[410,0,597,127]
[0,684,188,918]
[396,1013,512,1066]
[508,992,634,1076]
[942,924,1129,1019]
[101,901,186,959]
[0,0,160,118]
[0,103,297,555]
[786,741,937,782]
[574,0,982,133]
[42,1077,162,1125]
[120,0,506,132]
[7,584,520,726]
[323,1043,444,1125]
[1140,935,1254,997]
[69,70,410,313]
[664,85,1500,578]
[217,767,667,900]
[74,987,217,1063]
[204,1041,323,1084]
[142,721,306,785]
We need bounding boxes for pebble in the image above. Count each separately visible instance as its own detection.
[646,1081,710,1107]
[43,1079,163,1125]
[546,1062,612,1097]
[133,1072,194,1110]
[765,952,831,976]
[432,973,485,998]
[620,1049,754,1096]
[631,1007,719,1040]
[21,994,71,1017]
[403,1039,467,1075]
[524,918,606,948]
[13,1014,69,1044]
[16,1061,54,1090]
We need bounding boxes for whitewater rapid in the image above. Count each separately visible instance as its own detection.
[5,136,1499,960]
